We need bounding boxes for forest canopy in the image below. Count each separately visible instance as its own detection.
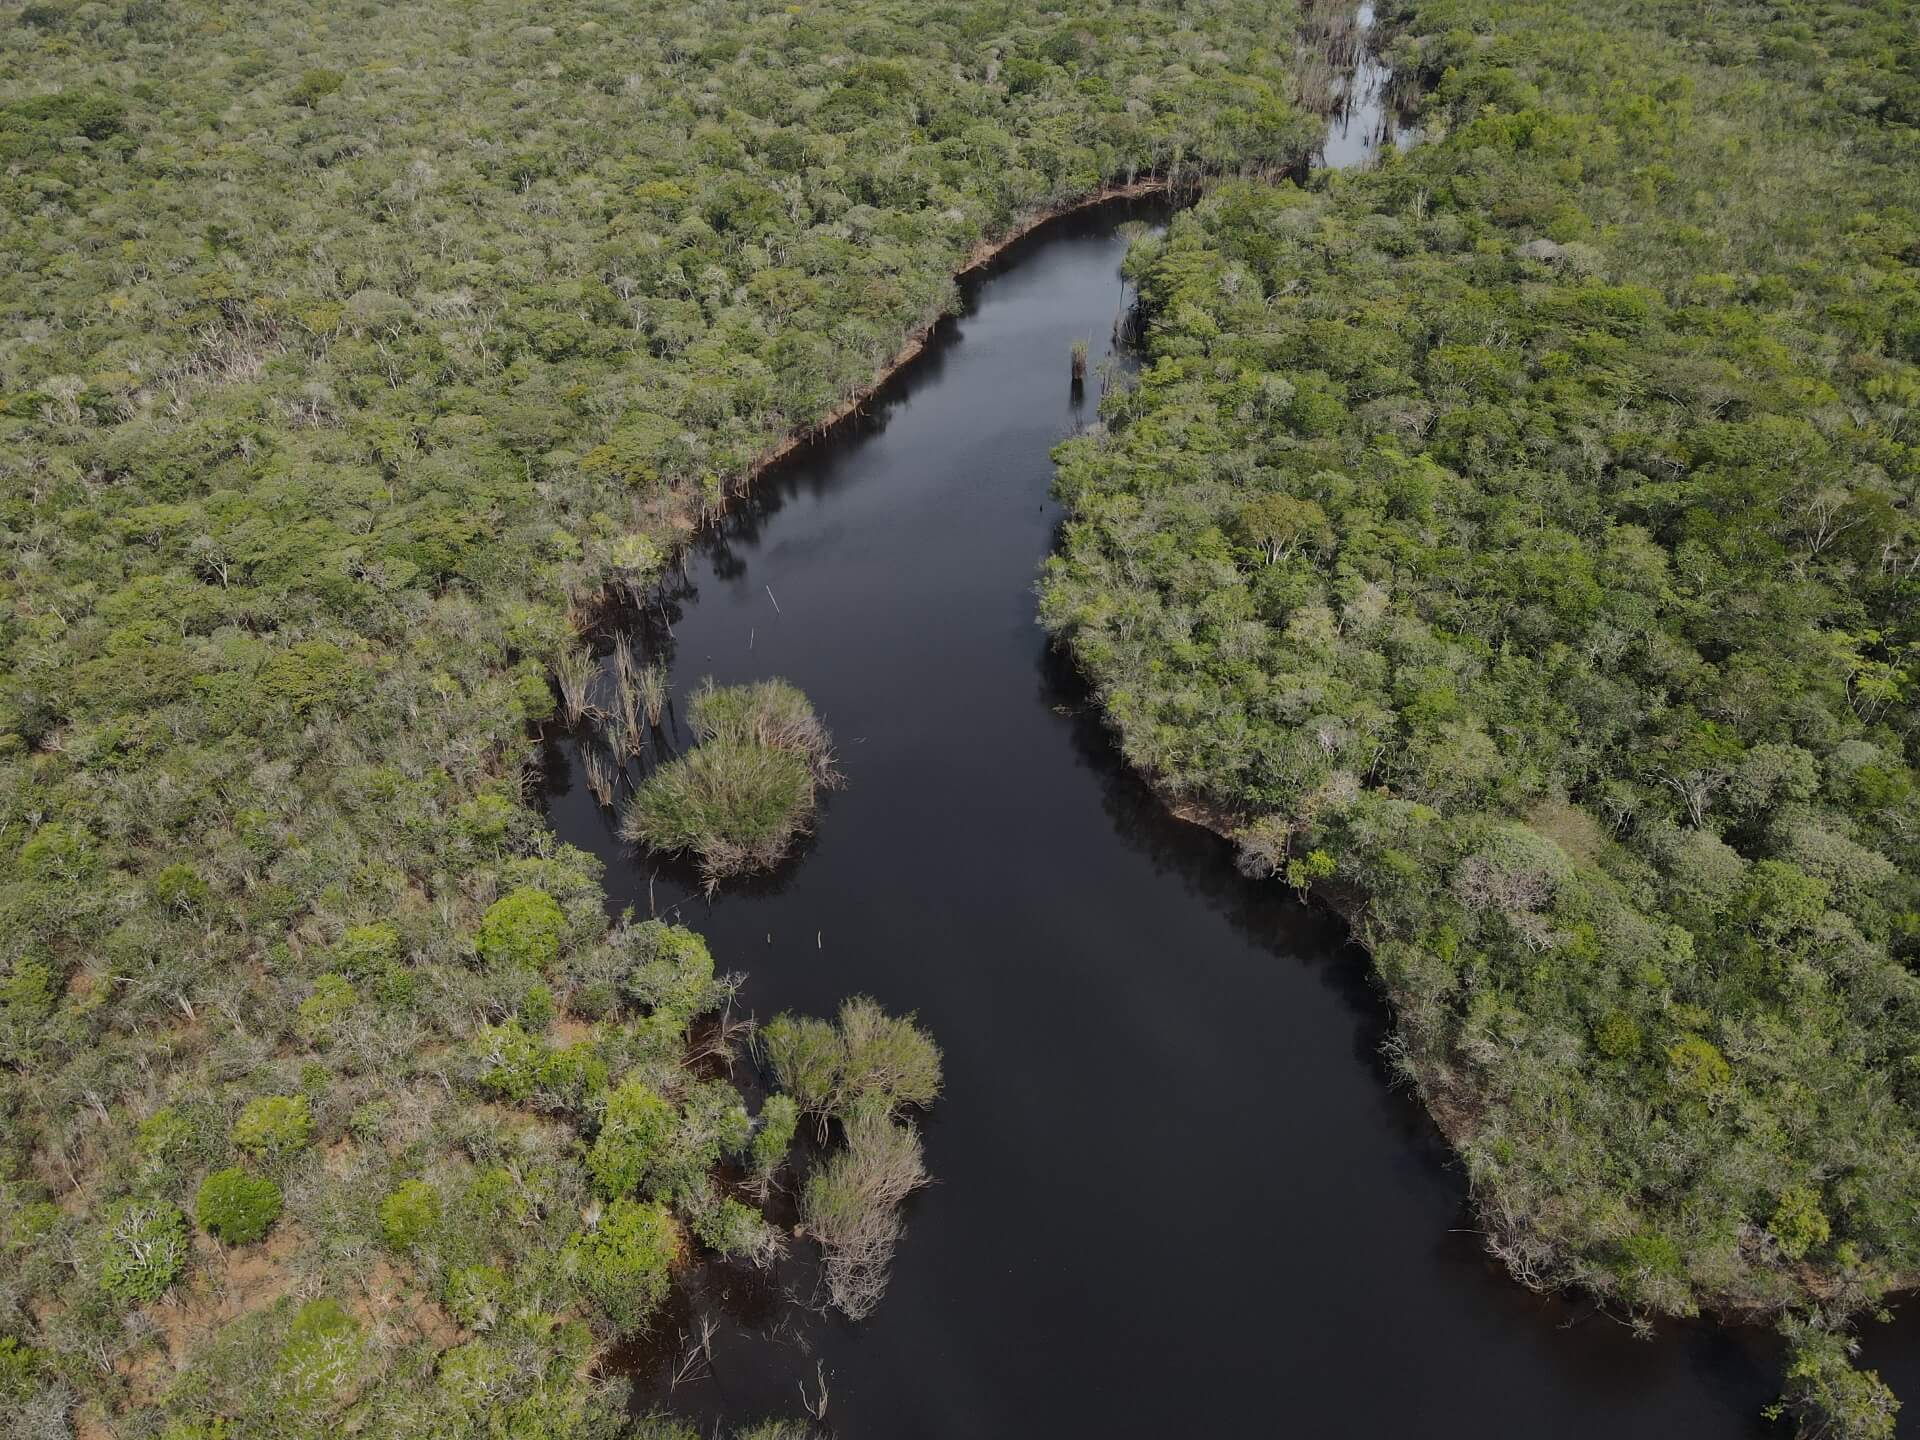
[1043,0,1920,1423]
[0,0,1317,1434]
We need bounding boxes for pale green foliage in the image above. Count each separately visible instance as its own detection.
[763,997,943,1120]
[377,1180,442,1249]
[476,887,566,970]
[231,1095,314,1156]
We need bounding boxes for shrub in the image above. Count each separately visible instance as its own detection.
[760,1014,842,1116]
[620,922,717,1017]
[800,1104,927,1320]
[837,997,942,1113]
[289,69,344,106]
[0,1336,37,1400]
[476,887,565,970]
[232,1095,313,1156]
[297,974,357,1045]
[692,1195,781,1265]
[586,1078,675,1200]
[565,1199,679,1333]
[196,1168,283,1244]
[277,1298,363,1413]
[378,1180,441,1250]
[1770,1185,1832,1261]
[99,1199,189,1302]
[763,998,941,1120]
[749,1094,799,1186]
[443,1265,508,1331]
[621,680,836,888]
[333,922,401,977]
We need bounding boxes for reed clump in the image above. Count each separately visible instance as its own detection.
[620,679,837,888]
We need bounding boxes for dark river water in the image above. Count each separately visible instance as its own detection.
[541,21,1920,1437]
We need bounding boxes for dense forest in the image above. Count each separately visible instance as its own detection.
[1044,0,1919,1432]
[0,0,1314,1435]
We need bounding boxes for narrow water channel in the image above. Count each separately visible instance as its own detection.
[542,19,1920,1437]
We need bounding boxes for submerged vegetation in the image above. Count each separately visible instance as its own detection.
[622,679,838,887]
[1046,0,1920,1428]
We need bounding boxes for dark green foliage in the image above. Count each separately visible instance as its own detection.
[1044,0,1920,1344]
[196,1168,284,1245]
[0,0,1295,1424]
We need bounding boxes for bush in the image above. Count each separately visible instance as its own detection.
[1770,1186,1832,1261]
[621,680,836,888]
[620,922,717,1017]
[692,1195,781,1265]
[0,1336,37,1400]
[749,1094,799,1185]
[565,1199,679,1333]
[443,1265,508,1331]
[800,1105,927,1320]
[476,887,565,970]
[586,1078,675,1200]
[231,1095,313,1156]
[196,1168,283,1244]
[99,1199,189,1302]
[377,1180,441,1250]
[763,997,941,1120]
[289,68,344,106]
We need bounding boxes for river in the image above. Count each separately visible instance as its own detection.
[540,15,1920,1437]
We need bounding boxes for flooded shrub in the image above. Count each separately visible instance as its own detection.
[692,1194,783,1266]
[761,1014,843,1116]
[196,1168,283,1245]
[800,1103,929,1320]
[621,679,837,889]
[749,1094,799,1191]
[763,997,942,1121]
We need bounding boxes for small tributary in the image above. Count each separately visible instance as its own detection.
[542,14,1920,1436]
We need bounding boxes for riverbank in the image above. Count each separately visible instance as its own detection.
[1038,0,1920,1427]
[734,177,1202,488]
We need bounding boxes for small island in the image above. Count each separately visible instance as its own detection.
[622,679,839,888]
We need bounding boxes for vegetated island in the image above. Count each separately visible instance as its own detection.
[1043,0,1920,1434]
[0,0,1314,1432]
[621,679,839,890]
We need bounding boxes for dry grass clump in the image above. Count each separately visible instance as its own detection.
[800,1103,928,1321]
[620,679,837,888]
